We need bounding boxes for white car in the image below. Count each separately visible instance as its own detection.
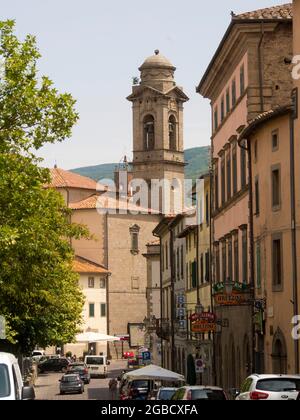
[0,352,35,400]
[236,374,300,400]
[84,355,110,378]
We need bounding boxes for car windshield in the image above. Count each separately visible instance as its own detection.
[257,379,300,392]
[192,389,226,400]
[85,357,104,365]
[132,381,149,389]
[158,389,176,400]
[70,366,84,372]
[0,365,10,398]
[62,375,79,383]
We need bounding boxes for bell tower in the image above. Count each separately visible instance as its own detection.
[127,50,189,212]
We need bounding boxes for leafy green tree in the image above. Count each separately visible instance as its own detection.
[0,21,88,354]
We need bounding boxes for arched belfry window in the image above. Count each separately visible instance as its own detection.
[143,115,155,151]
[169,115,177,151]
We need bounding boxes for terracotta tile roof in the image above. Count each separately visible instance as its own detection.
[73,255,110,274]
[233,3,292,20]
[47,167,104,191]
[69,194,156,214]
[238,105,292,142]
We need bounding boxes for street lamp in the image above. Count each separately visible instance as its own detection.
[195,303,204,315]
[224,277,234,295]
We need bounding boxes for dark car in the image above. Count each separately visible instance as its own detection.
[38,358,70,373]
[68,364,90,384]
[59,374,84,395]
[121,379,151,400]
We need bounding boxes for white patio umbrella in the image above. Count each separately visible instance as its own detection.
[124,364,185,382]
[75,332,121,343]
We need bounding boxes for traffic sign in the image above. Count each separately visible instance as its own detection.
[142,351,151,361]
[195,358,205,374]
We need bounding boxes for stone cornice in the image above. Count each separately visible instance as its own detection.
[197,21,280,100]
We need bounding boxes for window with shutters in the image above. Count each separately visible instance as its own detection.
[232,143,237,194]
[100,303,106,317]
[130,225,140,255]
[226,150,231,200]
[240,65,245,95]
[240,141,247,189]
[222,241,226,283]
[228,238,233,282]
[205,252,210,283]
[272,234,283,291]
[89,303,95,318]
[234,234,239,283]
[232,79,237,107]
[226,88,230,115]
[221,154,226,205]
[192,260,197,289]
[272,165,281,211]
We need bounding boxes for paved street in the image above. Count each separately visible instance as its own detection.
[35,360,127,400]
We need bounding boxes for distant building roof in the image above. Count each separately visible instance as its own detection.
[69,194,157,214]
[233,3,292,21]
[47,167,98,190]
[238,105,292,142]
[73,255,110,274]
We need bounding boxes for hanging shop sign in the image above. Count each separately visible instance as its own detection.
[190,312,216,333]
[213,282,249,306]
[214,293,246,306]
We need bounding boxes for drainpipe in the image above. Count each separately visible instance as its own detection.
[209,168,217,386]
[240,139,256,374]
[159,236,164,368]
[258,22,265,113]
[290,103,299,373]
[169,227,176,372]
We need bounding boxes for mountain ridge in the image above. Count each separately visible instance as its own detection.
[71,146,210,182]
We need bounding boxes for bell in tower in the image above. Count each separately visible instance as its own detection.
[127,50,189,215]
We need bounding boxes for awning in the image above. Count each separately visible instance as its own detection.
[75,332,121,343]
[124,364,185,382]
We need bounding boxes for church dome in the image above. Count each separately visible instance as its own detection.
[139,50,176,71]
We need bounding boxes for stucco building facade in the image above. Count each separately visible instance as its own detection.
[197,4,293,390]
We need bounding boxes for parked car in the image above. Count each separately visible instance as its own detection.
[0,352,35,400]
[120,379,151,400]
[123,352,135,359]
[156,387,177,400]
[38,357,69,373]
[235,374,300,400]
[68,364,90,384]
[59,374,84,395]
[84,355,109,378]
[172,386,228,401]
[31,350,46,363]
[127,358,139,370]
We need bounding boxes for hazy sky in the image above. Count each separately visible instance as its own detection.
[1,0,286,169]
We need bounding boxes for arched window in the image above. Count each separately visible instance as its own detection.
[272,329,287,374]
[169,115,177,151]
[143,115,155,151]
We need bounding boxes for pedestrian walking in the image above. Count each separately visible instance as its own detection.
[109,377,118,400]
